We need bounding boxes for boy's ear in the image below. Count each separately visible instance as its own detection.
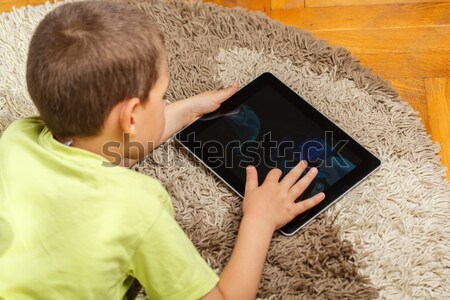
[119,97,140,138]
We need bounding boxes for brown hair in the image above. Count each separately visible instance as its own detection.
[26,1,166,137]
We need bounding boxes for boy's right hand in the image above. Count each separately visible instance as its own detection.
[243,161,325,231]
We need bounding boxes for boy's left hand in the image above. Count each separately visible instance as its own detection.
[184,81,239,124]
[159,81,239,145]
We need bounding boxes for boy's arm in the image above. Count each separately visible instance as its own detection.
[159,99,192,142]
[203,164,325,300]
[221,216,274,296]
[202,216,274,300]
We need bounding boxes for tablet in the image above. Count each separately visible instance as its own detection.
[176,72,381,236]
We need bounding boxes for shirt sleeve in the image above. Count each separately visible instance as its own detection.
[129,207,219,300]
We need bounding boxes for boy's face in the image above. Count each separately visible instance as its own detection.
[132,56,169,159]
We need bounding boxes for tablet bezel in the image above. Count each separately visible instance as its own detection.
[175,72,381,236]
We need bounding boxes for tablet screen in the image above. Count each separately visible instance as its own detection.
[177,72,380,236]
[194,85,361,201]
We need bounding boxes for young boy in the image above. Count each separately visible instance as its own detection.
[0,1,324,299]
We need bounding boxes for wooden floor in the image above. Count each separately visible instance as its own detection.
[1,0,449,179]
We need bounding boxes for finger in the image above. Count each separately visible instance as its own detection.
[225,81,239,91]
[245,165,258,193]
[264,168,282,184]
[289,167,318,198]
[280,160,308,188]
[293,192,325,215]
[215,81,239,104]
[185,81,238,103]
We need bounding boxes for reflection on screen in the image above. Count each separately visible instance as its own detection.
[197,85,360,200]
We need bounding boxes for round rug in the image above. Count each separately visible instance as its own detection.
[0,0,449,299]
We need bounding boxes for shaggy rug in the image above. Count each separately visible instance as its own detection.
[0,0,449,299]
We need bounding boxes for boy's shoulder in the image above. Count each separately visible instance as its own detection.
[0,117,174,216]
[123,169,174,215]
[0,116,43,140]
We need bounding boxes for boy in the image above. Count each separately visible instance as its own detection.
[0,1,324,299]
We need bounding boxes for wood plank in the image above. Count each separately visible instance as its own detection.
[304,27,450,78]
[388,78,430,131]
[425,78,450,180]
[305,27,450,79]
[271,0,304,10]
[203,0,266,11]
[0,0,28,12]
[263,0,271,12]
[305,0,449,8]
[309,26,450,53]
[270,2,450,30]
[352,51,450,78]
[0,0,55,12]
[28,0,48,4]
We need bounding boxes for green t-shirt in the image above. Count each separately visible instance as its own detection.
[0,117,219,300]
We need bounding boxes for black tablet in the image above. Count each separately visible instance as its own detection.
[176,72,381,236]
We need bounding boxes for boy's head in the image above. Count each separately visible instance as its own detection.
[26,0,168,151]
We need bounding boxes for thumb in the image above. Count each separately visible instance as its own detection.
[215,81,239,104]
[245,165,258,194]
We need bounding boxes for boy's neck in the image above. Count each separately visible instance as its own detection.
[55,135,106,157]
[54,134,137,168]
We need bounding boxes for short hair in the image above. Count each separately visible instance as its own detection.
[26,1,166,137]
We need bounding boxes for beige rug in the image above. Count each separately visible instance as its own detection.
[1,0,449,299]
